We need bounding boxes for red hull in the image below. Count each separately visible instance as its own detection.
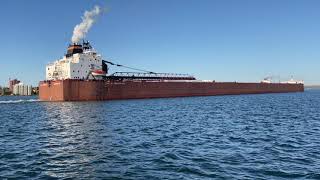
[39,79,304,101]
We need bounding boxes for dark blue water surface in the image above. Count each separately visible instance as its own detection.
[1,90,320,179]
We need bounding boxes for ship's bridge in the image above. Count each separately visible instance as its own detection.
[46,41,103,80]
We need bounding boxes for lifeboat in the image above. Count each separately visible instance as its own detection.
[92,69,106,77]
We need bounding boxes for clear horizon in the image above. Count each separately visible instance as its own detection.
[1,0,320,86]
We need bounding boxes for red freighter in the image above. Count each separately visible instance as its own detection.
[39,42,304,101]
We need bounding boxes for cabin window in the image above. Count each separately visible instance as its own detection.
[73,70,75,72]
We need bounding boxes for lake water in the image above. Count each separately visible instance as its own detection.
[1,90,320,179]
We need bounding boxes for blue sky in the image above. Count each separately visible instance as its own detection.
[0,0,320,86]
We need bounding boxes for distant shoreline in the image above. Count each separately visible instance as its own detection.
[305,85,320,89]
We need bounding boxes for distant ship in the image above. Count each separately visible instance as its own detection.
[39,41,304,101]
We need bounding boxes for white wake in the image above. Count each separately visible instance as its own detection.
[0,99,40,104]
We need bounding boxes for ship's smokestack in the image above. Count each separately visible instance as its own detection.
[66,44,83,57]
[71,5,102,44]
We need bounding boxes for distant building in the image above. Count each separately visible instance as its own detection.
[13,83,32,96]
[9,79,20,92]
[0,87,11,96]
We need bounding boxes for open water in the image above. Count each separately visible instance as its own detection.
[1,90,320,179]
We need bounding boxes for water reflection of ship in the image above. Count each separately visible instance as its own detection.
[41,102,110,172]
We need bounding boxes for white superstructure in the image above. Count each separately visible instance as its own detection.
[282,78,304,84]
[261,77,272,84]
[46,42,105,80]
[261,76,304,84]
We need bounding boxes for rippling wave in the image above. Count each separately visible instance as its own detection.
[1,91,320,179]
